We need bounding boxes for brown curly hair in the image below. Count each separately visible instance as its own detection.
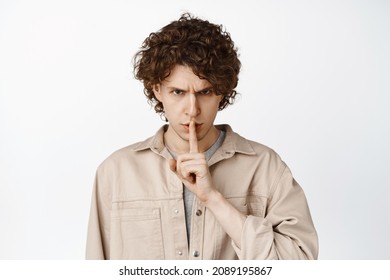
[133,13,241,114]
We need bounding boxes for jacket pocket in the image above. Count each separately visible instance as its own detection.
[110,208,165,259]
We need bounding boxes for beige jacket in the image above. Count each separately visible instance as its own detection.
[86,125,318,260]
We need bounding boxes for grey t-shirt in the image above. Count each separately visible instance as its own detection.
[166,129,226,245]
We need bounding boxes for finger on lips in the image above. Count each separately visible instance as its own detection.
[189,120,199,153]
[169,120,202,183]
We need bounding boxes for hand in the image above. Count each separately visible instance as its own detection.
[169,121,246,246]
[169,120,215,203]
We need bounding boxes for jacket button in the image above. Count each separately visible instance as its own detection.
[174,209,179,214]
[192,250,200,257]
[178,250,183,256]
[196,209,202,216]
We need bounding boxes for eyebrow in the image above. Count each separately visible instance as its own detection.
[165,86,213,93]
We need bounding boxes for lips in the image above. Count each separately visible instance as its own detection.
[182,123,202,130]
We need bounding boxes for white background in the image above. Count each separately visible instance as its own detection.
[0,0,389,259]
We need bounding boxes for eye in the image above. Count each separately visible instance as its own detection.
[199,89,212,95]
[172,89,183,95]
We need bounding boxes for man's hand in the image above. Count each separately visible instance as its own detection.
[168,121,246,247]
[169,120,215,203]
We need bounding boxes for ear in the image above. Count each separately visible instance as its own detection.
[153,84,162,102]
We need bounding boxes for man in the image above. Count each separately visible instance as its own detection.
[86,13,318,260]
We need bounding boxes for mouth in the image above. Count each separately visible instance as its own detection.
[182,123,202,130]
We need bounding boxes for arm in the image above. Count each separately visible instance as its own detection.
[85,170,111,260]
[170,121,318,259]
[233,165,318,259]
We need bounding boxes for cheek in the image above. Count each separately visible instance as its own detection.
[204,101,221,118]
[212,97,223,110]
[163,100,181,116]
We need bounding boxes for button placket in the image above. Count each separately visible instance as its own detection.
[189,200,206,259]
[171,197,188,259]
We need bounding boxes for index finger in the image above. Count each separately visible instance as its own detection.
[189,120,199,153]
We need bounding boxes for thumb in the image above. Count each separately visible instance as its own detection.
[169,159,177,172]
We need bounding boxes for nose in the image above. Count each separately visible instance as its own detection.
[186,93,200,118]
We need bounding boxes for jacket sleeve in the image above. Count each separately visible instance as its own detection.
[85,168,112,260]
[232,164,319,260]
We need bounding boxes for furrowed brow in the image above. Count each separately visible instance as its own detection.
[166,86,187,92]
[196,87,213,93]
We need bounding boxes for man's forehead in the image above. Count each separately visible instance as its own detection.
[163,77,212,87]
[162,65,212,89]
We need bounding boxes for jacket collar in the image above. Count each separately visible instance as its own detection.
[132,125,168,153]
[132,124,257,161]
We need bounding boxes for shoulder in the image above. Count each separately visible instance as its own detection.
[96,136,155,175]
[220,125,289,185]
[220,124,284,165]
[214,125,292,197]
[246,138,282,162]
[240,134,286,174]
[97,125,167,171]
[110,136,154,159]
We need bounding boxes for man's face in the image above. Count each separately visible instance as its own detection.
[153,65,222,152]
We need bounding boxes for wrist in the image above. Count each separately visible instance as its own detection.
[203,189,223,208]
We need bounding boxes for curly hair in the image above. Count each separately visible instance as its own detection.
[133,13,241,114]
